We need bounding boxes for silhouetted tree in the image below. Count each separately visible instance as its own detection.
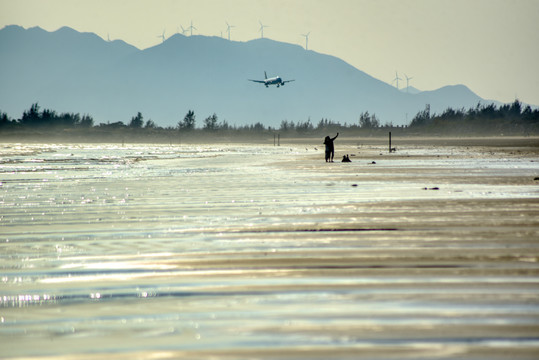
[359,111,380,128]
[41,108,57,125]
[57,112,79,127]
[129,112,144,128]
[203,113,218,131]
[0,111,11,127]
[218,119,230,130]
[251,122,265,131]
[79,115,94,127]
[296,118,314,133]
[144,119,156,129]
[99,121,125,128]
[280,120,294,131]
[6,101,537,138]
[20,103,41,126]
[316,118,340,130]
[508,99,522,118]
[179,110,196,131]
[410,104,431,127]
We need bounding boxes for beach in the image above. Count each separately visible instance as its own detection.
[1,137,538,359]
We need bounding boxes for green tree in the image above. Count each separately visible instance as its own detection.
[20,103,41,126]
[129,112,144,128]
[41,108,57,125]
[203,113,218,131]
[219,119,230,130]
[179,110,196,131]
[252,122,265,131]
[279,120,294,131]
[296,118,314,133]
[79,115,94,128]
[359,111,380,128]
[316,118,340,130]
[0,111,11,127]
[410,104,431,127]
[144,119,156,129]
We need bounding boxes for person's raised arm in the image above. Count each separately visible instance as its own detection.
[332,132,339,140]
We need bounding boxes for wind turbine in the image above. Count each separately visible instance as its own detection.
[392,71,402,90]
[157,29,166,43]
[107,33,111,42]
[188,20,196,36]
[180,25,188,35]
[301,32,310,50]
[225,21,235,41]
[259,21,269,38]
[404,74,413,92]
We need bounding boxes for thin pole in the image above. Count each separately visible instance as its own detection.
[389,132,392,153]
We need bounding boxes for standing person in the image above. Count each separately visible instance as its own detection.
[323,132,339,162]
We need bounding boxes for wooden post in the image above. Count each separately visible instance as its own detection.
[278,134,280,146]
[274,134,276,146]
[389,131,396,152]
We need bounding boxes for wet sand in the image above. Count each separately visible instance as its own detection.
[1,137,538,359]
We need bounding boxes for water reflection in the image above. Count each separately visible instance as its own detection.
[1,143,538,358]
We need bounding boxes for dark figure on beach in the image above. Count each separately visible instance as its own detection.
[324,133,339,162]
[341,154,351,162]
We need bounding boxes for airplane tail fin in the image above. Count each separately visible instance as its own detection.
[264,71,267,80]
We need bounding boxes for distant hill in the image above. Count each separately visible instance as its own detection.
[400,86,422,95]
[0,25,503,128]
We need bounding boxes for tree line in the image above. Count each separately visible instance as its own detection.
[1,103,94,128]
[1,100,537,137]
[409,101,538,135]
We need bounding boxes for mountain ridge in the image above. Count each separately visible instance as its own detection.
[0,25,504,128]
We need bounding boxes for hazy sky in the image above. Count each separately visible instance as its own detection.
[1,0,538,105]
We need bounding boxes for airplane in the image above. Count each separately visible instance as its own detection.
[248,71,295,88]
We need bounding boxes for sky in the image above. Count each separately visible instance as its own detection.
[1,0,538,105]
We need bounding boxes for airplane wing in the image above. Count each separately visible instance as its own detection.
[248,79,266,83]
[283,79,295,84]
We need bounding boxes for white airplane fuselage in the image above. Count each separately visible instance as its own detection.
[249,72,295,88]
[264,76,284,87]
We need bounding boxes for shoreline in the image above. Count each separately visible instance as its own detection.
[1,130,538,146]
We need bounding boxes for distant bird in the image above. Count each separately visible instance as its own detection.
[301,32,310,50]
[259,21,269,38]
[392,71,402,90]
[225,21,235,41]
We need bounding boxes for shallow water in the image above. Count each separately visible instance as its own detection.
[1,142,538,359]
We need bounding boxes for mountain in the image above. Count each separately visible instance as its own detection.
[0,25,499,128]
[400,86,422,95]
